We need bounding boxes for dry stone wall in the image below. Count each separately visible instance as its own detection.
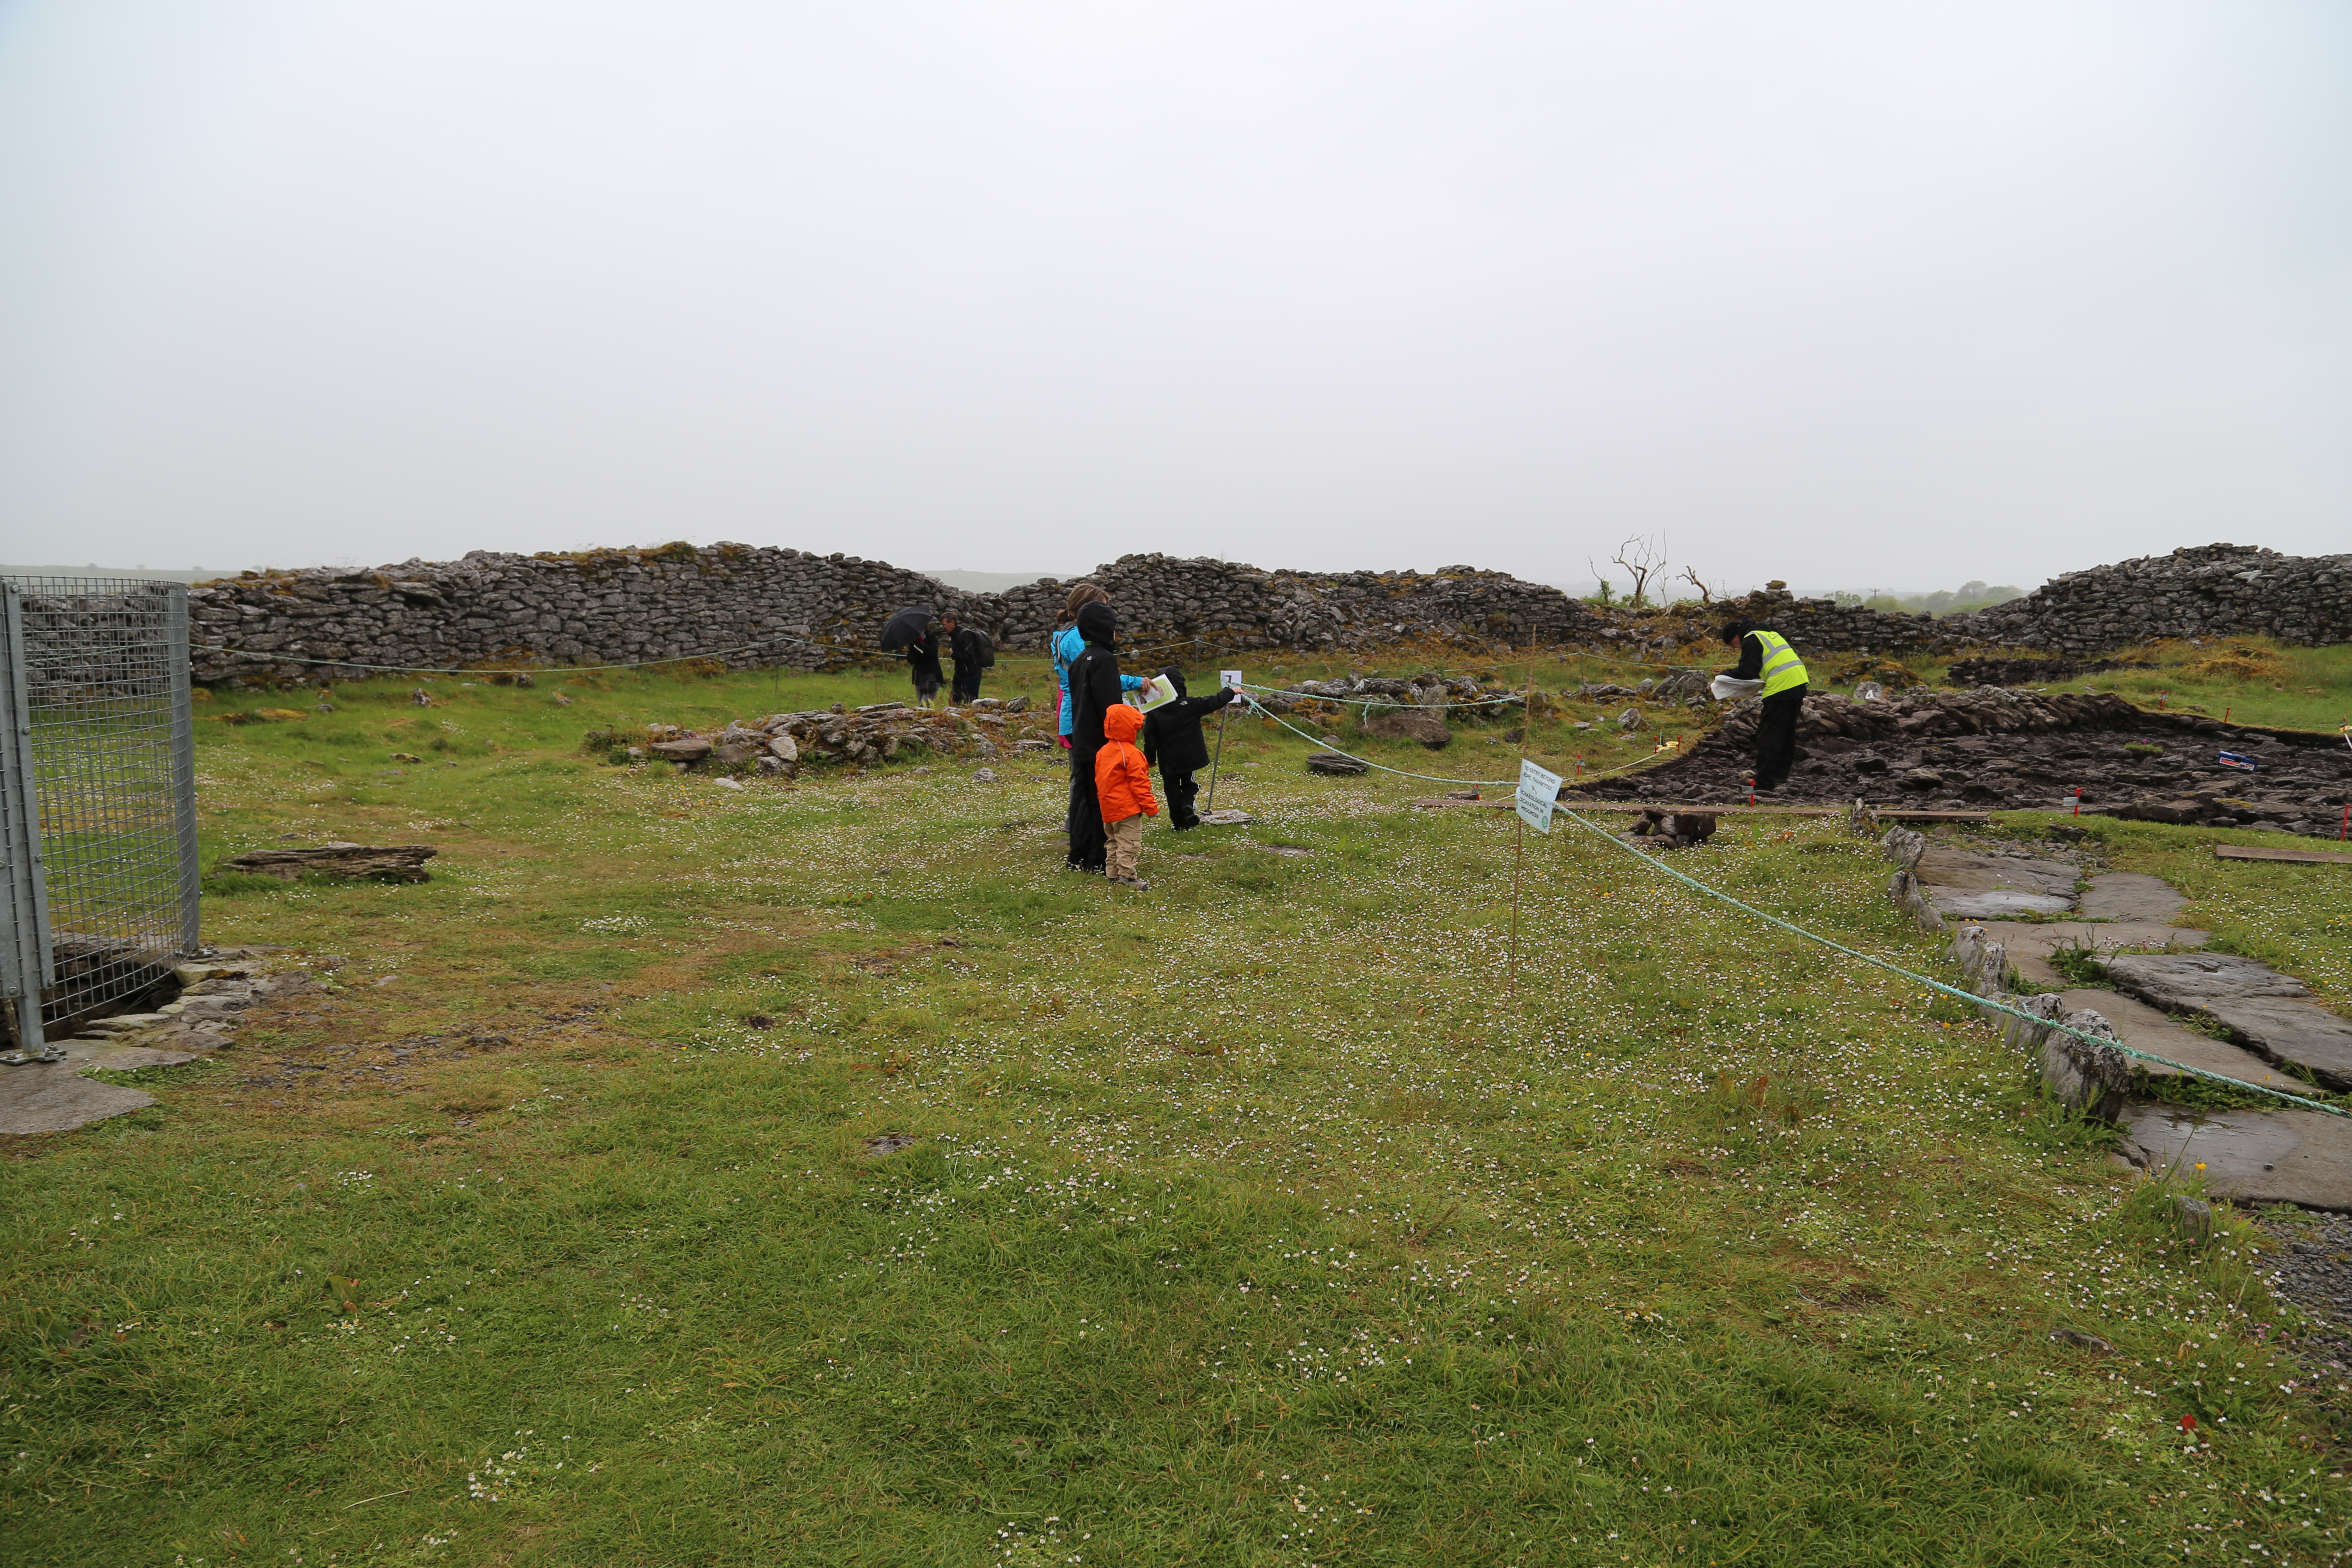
[187,545,1605,685]
[1957,544,2350,653]
[185,538,2349,687]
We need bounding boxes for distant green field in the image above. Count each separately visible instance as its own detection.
[4,651,2347,1566]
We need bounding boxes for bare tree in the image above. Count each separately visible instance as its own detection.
[1676,565,1724,605]
[1608,533,1666,608]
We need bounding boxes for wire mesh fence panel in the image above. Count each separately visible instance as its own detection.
[0,579,199,1041]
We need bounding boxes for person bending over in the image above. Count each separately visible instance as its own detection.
[1718,619,1809,792]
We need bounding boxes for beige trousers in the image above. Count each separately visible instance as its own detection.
[1105,815,1143,879]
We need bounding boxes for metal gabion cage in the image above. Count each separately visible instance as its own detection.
[0,578,201,1049]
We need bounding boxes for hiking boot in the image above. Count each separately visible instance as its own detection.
[1111,876,1150,890]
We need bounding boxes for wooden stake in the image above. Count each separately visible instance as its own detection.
[1509,630,1537,1001]
[1204,700,1232,814]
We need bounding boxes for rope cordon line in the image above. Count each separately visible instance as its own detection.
[1229,687,2345,1118]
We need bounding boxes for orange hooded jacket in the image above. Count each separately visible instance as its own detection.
[1095,704,1160,824]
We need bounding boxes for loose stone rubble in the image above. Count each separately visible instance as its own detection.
[1589,688,2352,829]
[223,842,438,882]
[587,696,1052,776]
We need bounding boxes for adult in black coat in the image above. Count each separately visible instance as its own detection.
[904,624,943,707]
[1064,601,1124,871]
[1139,667,1239,830]
[942,612,989,705]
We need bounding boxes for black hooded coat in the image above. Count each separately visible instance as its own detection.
[1064,602,1122,869]
[947,626,991,697]
[905,630,943,697]
[1139,668,1239,775]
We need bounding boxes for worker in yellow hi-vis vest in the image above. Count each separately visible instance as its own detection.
[1718,619,1810,792]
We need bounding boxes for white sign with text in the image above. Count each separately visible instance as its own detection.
[1515,759,1563,833]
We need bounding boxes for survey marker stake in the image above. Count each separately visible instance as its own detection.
[1204,668,1242,813]
[1509,636,1542,999]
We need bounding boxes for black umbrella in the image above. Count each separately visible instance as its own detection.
[879,605,935,652]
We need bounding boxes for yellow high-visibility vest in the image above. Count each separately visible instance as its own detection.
[1751,629,1809,698]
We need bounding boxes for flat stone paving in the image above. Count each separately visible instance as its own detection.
[2050,987,2293,1090]
[2106,953,2352,1090]
[1907,847,2352,1210]
[1912,845,2079,919]
[2118,1105,2352,1213]
[0,1063,156,1136]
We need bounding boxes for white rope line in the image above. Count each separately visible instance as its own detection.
[1236,692,1660,790]
[1234,685,2347,1115]
[1238,680,1525,712]
[1552,807,2351,1118]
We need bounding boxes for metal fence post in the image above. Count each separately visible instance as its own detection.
[166,584,201,956]
[0,584,53,1048]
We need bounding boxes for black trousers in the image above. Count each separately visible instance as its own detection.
[1066,746,1106,869]
[1161,766,1199,828]
[950,675,981,704]
[1753,685,1807,789]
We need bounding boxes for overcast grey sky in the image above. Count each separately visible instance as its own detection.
[2,2,2345,594]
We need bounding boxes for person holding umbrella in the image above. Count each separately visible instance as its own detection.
[879,605,945,707]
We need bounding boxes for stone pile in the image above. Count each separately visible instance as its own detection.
[224,842,438,882]
[594,696,1049,775]
[1959,543,2351,652]
[1585,688,2352,829]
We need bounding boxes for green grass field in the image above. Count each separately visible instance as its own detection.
[5,652,2349,1566]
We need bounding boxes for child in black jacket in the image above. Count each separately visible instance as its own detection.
[1139,667,1240,830]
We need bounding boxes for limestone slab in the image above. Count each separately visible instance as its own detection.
[2107,952,2352,1089]
[2118,1103,2352,1212]
[59,1043,204,1070]
[2049,989,2291,1090]
[1912,846,2078,918]
[1913,846,2079,895]
[1975,919,2209,988]
[0,1065,156,1135]
[2107,952,2311,1004]
[2078,872,2191,923]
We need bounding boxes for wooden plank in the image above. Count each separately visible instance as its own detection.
[1558,802,1834,815]
[1544,802,1989,822]
[2214,843,2352,866]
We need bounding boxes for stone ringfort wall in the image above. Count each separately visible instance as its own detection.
[1959,543,2349,654]
[186,540,2349,686]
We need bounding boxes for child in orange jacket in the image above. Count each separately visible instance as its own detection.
[1094,703,1159,888]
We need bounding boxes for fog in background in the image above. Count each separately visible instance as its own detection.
[2,2,2346,600]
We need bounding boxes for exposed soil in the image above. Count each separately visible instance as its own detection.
[1582,689,2352,831]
